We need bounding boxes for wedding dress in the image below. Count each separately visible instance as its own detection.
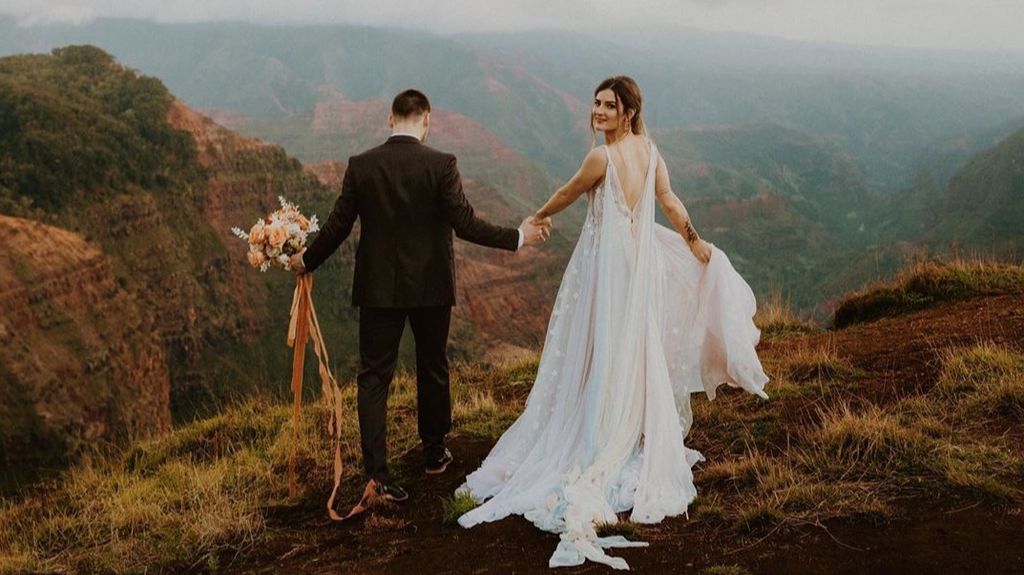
[456,139,770,570]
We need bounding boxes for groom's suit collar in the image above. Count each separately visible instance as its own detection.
[386,134,421,145]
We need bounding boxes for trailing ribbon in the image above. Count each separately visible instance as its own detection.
[285,274,345,519]
[287,274,382,521]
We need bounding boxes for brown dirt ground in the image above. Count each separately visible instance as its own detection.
[219,294,1024,574]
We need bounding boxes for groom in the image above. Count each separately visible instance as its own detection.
[292,89,551,503]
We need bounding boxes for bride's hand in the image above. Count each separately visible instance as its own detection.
[689,238,711,265]
[530,213,551,227]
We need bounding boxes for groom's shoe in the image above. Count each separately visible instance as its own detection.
[375,481,409,503]
[425,448,453,475]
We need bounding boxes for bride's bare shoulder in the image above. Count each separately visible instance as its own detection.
[582,145,608,170]
[560,146,608,193]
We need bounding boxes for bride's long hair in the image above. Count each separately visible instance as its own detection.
[590,75,646,147]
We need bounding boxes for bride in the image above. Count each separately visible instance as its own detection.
[455,76,770,570]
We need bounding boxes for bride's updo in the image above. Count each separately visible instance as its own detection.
[593,76,646,136]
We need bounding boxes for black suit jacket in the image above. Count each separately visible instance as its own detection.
[302,135,520,308]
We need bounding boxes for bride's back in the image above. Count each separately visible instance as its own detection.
[606,136,653,212]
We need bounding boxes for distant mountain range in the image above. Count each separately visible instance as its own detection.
[3,18,1024,188]
[2,24,1023,474]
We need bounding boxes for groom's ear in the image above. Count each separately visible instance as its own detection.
[387,112,395,129]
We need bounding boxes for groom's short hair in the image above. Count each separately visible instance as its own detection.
[391,89,431,119]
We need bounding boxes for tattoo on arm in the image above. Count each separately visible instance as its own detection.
[682,219,699,244]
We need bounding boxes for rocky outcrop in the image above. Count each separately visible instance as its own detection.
[0,215,170,466]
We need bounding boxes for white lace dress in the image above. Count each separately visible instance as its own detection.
[456,140,770,570]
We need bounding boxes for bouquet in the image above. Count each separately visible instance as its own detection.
[230,196,348,517]
[232,196,319,271]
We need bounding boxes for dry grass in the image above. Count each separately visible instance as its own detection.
[762,336,860,399]
[0,357,539,575]
[362,514,410,533]
[696,444,891,537]
[801,402,941,481]
[6,335,1024,570]
[0,400,297,574]
[594,520,642,539]
[934,342,1024,423]
[689,492,727,523]
[833,257,1024,328]
[452,390,518,440]
[692,342,1024,538]
[754,289,820,339]
[776,337,859,383]
[701,565,752,575]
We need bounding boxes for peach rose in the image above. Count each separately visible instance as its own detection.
[296,214,310,230]
[249,222,267,244]
[267,223,289,249]
[247,249,267,267]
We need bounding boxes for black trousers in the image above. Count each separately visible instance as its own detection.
[357,306,452,483]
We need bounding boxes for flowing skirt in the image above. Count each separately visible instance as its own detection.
[457,218,769,570]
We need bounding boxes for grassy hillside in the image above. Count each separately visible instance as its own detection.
[833,257,1024,328]
[0,46,357,427]
[0,45,198,216]
[0,357,538,574]
[3,259,1023,573]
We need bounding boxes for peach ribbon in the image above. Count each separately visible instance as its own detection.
[287,274,385,521]
[287,273,353,519]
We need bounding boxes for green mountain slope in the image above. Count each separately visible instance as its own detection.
[875,125,1024,258]
[0,46,348,428]
[935,127,1024,255]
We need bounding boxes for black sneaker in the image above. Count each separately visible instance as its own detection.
[375,481,409,503]
[425,448,453,475]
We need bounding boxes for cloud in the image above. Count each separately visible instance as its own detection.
[0,0,1021,51]
[10,2,95,26]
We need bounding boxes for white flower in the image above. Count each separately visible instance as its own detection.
[233,196,321,271]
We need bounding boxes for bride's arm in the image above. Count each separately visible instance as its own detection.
[534,147,607,219]
[655,151,711,263]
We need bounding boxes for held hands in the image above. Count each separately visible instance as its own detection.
[689,238,711,265]
[519,214,552,247]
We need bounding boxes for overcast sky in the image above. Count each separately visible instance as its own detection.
[2,0,1022,52]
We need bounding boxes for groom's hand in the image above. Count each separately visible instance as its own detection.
[519,216,551,247]
[289,250,306,273]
